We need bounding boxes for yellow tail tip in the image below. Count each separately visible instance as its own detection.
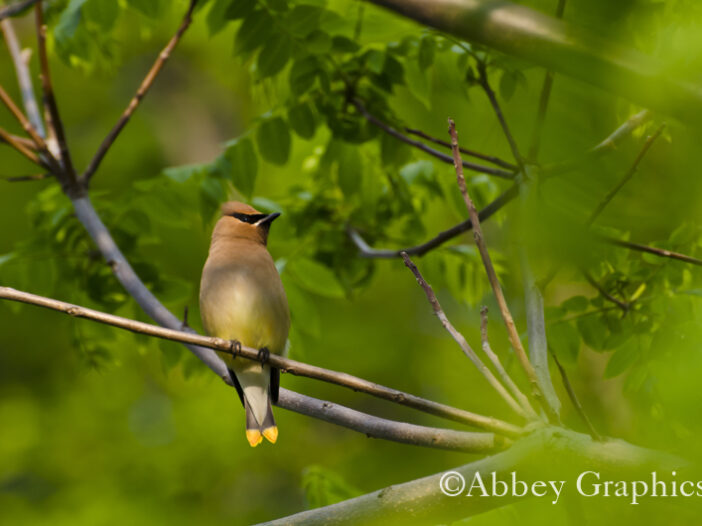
[262,426,278,444]
[246,429,263,447]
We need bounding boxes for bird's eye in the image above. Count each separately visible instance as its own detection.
[231,212,268,224]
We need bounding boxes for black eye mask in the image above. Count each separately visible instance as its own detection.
[230,212,268,224]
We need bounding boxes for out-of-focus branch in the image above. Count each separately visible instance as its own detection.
[257,426,684,526]
[351,99,516,179]
[587,124,665,225]
[0,284,520,438]
[1,19,45,136]
[582,270,630,313]
[404,127,518,171]
[348,183,519,259]
[0,125,39,164]
[2,172,48,182]
[549,350,602,441]
[448,118,557,421]
[401,252,532,420]
[80,0,199,184]
[0,0,38,22]
[605,238,702,267]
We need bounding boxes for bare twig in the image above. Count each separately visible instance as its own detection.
[2,172,48,182]
[404,127,518,171]
[81,0,199,184]
[0,131,36,150]
[528,0,567,161]
[448,118,556,421]
[0,284,520,437]
[479,307,534,414]
[348,183,519,259]
[1,18,45,136]
[550,350,602,441]
[400,252,530,419]
[587,124,665,226]
[0,125,39,164]
[0,84,56,170]
[0,0,38,21]
[605,237,702,267]
[476,61,525,171]
[35,3,77,185]
[582,270,630,313]
[351,99,516,179]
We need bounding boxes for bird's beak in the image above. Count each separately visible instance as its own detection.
[255,212,281,227]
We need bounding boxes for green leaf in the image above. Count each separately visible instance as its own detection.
[83,0,120,32]
[548,323,580,364]
[336,143,362,197]
[225,0,255,20]
[287,102,318,140]
[562,295,589,312]
[302,465,362,509]
[235,10,273,56]
[55,0,88,42]
[331,36,359,53]
[381,133,411,167]
[499,70,518,101]
[224,137,258,198]
[418,36,435,70]
[304,30,332,54]
[365,49,385,74]
[126,0,166,18]
[286,258,345,298]
[256,117,291,166]
[289,56,320,96]
[257,35,291,79]
[206,0,234,35]
[605,340,639,378]
[577,315,607,351]
[286,5,323,38]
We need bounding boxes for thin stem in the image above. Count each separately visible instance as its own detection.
[448,118,555,421]
[479,307,535,415]
[348,183,519,259]
[476,61,525,171]
[400,252,530,420]
[550,349,602,441]
[2,172,48,182]
[587,124,665,226]
[582,270,630,313]
[81,0,199,184]
[35,3,78,185]
[0,125,39,164]
[606,237,702,267]
[352,99,516,179]
[0,285,519,439]
[1,18,45,136]
[404,127,518,171]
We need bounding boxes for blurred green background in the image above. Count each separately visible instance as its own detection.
[1,0,702,524]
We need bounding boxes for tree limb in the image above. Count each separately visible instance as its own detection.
[348,183,519,258]
[605,237,702,267]
[363,0,702,124]
[257,426,684,525]
[0,284,521,438]
[80,0,199,185]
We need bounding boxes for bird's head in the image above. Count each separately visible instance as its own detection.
[214,201,281,245]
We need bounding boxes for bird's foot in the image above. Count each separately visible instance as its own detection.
[257,347,270,364]
[229,339,242,358]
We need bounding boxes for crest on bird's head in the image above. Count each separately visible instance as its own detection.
[214,201,281,245]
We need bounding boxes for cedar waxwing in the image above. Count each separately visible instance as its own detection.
[200,201,290,447]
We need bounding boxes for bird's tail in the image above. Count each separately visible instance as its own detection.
[244,396,277,447]
[236,364,278,447]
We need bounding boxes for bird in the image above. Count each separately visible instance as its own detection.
[200,201,290,447]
